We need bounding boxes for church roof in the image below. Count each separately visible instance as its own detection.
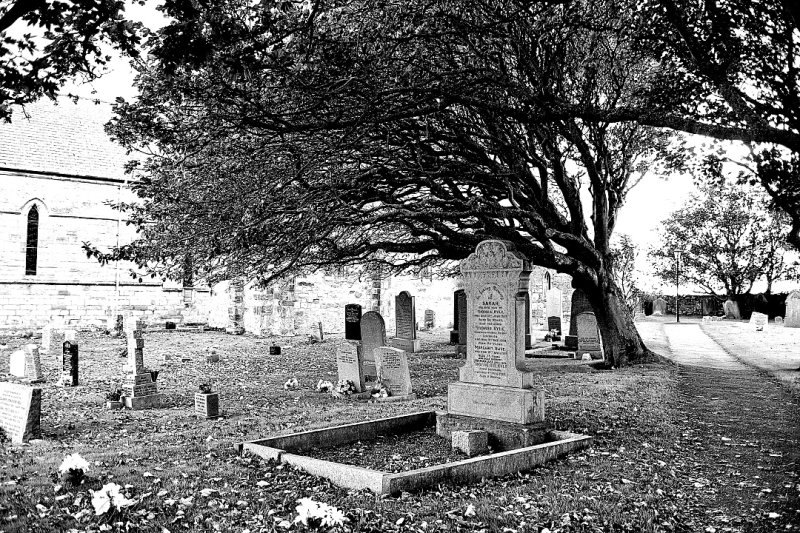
[0,96,129,181]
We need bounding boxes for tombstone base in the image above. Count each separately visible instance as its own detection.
[226,326,245,335]
[447,382,545,425]
[436,412,548,452]
[390,338,421,353]
[455,344,467,356]
[564,335,578,349]
[122,393,163,410]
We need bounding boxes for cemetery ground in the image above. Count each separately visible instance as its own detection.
[1,326,799,533]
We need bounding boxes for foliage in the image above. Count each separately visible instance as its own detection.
[610,234,641,316]
[0,0,143,121]
[104,386,121,402]
[198,383,213,394]
[650,177,798,297]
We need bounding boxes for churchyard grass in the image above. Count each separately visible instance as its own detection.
[0,329,797,532]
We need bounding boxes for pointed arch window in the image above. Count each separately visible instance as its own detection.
[25,205,39,275]
[544,272,551,292]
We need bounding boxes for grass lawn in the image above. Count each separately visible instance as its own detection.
[0,328,797,532]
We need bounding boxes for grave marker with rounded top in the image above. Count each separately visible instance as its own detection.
[576,312,603,360]
[336,342,366,392]
[652,297,667,316]
[374,346,413,398]
[785,291,800,327]
[749,311,768,331]
[566,289,591,348]
[391,291,420,352]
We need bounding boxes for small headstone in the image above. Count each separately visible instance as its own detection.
[775,316,784,325]
[749,311,768,331]
[62,334,79,387]
[344,304,363,340]
[785,291,800,328]
[424,309,435,329]
[359,311,385,379]
[336,342,365,393]
[269,346,281,356]
[547,316,562,336]
[451,429,488,457]
[652,297,667,316]
[374,346,412,397]
[576,312,603,360]
[391,291,420,352]
[0,382,42,443]
[23,345,44,383]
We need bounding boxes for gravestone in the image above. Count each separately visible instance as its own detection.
[336,342,365,393]
[0,382,41,443]
[566,289,592,349]
[576,312,603,360]
[374,346,413,398]
[749,311,768,331]
[545,288,563,323]
[360,311,385,379]
[424,309,435,329]
[524,293,532,349]
[723,299,741,320]
[775,316,784,325]
[444,240,545,425]
[785,291,800,328]
[226,279,246,335]
[456,290,468,355]
[18,345,44,383]
[344,304,363,340]
[547,316,562,337]
[450,290,463,344]
[9,350,26,378]
[61,330,79,386]
[41,318,66,355]
[391,291,420,352]
[120,316,163,409]
[652,297,667,316]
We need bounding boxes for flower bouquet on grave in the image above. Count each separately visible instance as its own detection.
[195,383,220,418]
[283,377,300,391]
[90,482,135,516]
[333,379,356,396]
[294,498,348,529]
[315,379,334,393]
[369,381,390,399]
[58,453,90,486]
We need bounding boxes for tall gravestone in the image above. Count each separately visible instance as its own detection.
[424,309,435,329]
[121,317,163,409]
[652,297,667,316]
[344,304,362,340]
[576,312,603,360]
[0,382,41,443]
[226,279,246,335]
[391,291,420,352]
[566,289,591,349]
[450,290,464,344]
[444,240,545,425]
[375,346,414,398]
[336,343,365,392]
[61,330,79,386]
[456,290,468,356]
[21,345,44,383]
[359,311,385,379]
[785,291,800,328]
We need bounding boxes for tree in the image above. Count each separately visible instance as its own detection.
[610,234,641,317]
[0,0,142,121]
[650,178,798,299]
[90,0,680,366]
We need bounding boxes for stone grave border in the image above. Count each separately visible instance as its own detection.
[235,411,591,495]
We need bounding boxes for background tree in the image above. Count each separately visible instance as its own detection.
[610,234,641,317]
[0,0,142,121]
[650,177,798,300]
[90,0,681,366]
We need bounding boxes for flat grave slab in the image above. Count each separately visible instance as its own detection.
[235,411,591,495]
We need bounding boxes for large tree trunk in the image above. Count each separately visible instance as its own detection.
[582,272,649,367]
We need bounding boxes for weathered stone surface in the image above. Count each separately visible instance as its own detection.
[652,297,667,316]
[436,412,548,451]
[194,392,220,418]
[749,311,768,331]
[336,342,365,393]
[568,289,592,337]
[344,304,362,340]
[785,291,800,328]
[547,316,562,335]
[360,311,385,379]
[775,316,784,325]
[545,288,563,322]
[62,339,79,386]
[0,382,41,443]
[576,312,603,360]
[122,393,163,410]
[447,382,544,424]
[456,289,467,355]
[22,344,44,382]
[451,430,488,457]
[392,291,420,352]
[374,346,412,397]
[424,309,435,329]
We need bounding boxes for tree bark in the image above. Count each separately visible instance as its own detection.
[583,270,649,367]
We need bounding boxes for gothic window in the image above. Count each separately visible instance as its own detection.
[25,205,39,275]
[544,272,551,292]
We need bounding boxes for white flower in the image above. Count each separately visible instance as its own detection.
[294,497,347,527]
[283,378,299,390]
[464,503,476,517]
[90,483,135,515]
[315,380,334,393]
[59,454,90,475]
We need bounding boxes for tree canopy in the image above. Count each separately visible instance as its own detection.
[0,0,142,121]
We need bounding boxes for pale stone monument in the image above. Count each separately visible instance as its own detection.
[9,349,26,378]
[120,317,163,409]
[0,382,41,443]
[424,309,435,329]
[374,346,414,398]
[749,311,768,331]
[576,312,603,360]
[785,291,800,328]
[40,317,66,354]
[546,288,563,323]
[723,299,741,319]
[359,311,385,379]
[336,342,366,393]
[226,279,246,335]
[652,297,667,316]
[443,240,545,425]
[775,316,784,325]
[391,291,420,352]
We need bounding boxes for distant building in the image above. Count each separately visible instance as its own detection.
[0,97,572,334]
